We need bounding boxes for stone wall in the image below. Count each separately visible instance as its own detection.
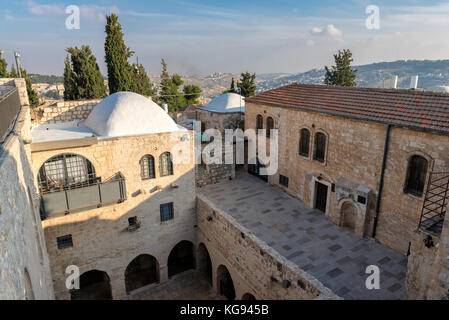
[0,78,29,106]
[32,130,196,299]
[245,102,449,254]
[196,108,244,133]
[406,213,449,299]
[32,99,100,124]
[0,80,54,299]
[196,195,340,300]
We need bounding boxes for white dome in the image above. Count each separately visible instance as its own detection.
[84,92,180,137]
[204,93,245,113]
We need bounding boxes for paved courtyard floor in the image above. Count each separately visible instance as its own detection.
[129,270,223,300]
[198,172,408,300]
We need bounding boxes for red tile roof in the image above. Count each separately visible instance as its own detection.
[246,83,449,135]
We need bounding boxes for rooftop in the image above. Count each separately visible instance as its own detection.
[246,83,449,135]
[198,172,408,300]
[203,93,245,113]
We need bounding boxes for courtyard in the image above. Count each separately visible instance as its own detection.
[197,172,408,300]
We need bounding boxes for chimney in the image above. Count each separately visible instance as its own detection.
[391,75,398,89]
[409,76,419,89]
[162,104,168,113]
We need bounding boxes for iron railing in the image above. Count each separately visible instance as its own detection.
[40,172,127,220]
[418,167,449,237]
[0,88,21,143]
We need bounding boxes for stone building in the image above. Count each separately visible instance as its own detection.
[30,92,196,299]
[245,83,449,255]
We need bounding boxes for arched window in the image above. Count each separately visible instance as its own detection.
[266,117,274,138]
[313,132,326,163]
[404,155,428,196]
[38,153,96,193]
[159,152,173,177]
[256,115,263,133]
[299,128,310,157]
[140,155,155,180]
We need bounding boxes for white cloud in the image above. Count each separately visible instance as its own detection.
[311,24,342,38]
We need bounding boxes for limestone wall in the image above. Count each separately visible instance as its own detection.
[0,78,29,106]
[245,102,449,254]
[33,130,196,299]
[0,79,54,299]
[196,195,340,300]
[197,108,244,133]
[32,99,100,124]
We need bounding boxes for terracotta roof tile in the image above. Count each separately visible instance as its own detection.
[246,83,449,134]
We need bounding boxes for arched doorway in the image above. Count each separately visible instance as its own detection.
[197,243,212,285]
[70,270,112,300]
[217,265,235,300]
[248,158,268,182]
[125,254,159,294]
[341,201,357,232]
[168,240,195,278]
[241,293,256,300]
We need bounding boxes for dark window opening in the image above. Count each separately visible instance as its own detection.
[57,234,73,249]
[357,195,367,205]
[266,117,274,138]
[140,155,155,180]
[279,175,289,187]
[404,155,428,197]
[159,152,174,177]
[160,202,174,222]
[299,128,310,157]
[313,132,326,163]
[256,114,263,134]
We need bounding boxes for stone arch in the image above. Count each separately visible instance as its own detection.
[71,269,112,300]
[23,268,35,300]
[197,243,212,285]
[339,200,360,232]
[168,240,195,278]
[125,254,160,294]
[216,264,235,300]
[241,293,256,300]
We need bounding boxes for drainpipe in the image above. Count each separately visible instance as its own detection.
[372,124,391,238]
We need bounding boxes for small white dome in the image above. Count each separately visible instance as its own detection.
[84,92,180,137]
[204,93,245,113]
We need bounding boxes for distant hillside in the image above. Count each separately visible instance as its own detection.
[256,60,449,93]
[29,74,63,85]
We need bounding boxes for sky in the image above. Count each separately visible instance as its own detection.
[2,0,449,76]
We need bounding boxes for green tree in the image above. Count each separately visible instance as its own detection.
[183,84,202,105]
[223,77,237,94]
[63,55,76,100]
[324,49,357,87]
[9,65,18,78]
[104,13,135,94]
[66,45,106,99]
[20,68,39,106]
[132,63,156,97]
[237,72,256,97]
[157,59,186,111]
[0,54,8,77]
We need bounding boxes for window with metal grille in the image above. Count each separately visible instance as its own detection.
[159,152,173,176]
[266,117,274,138]
[279,175,289,187]
[404,155,428,197]
[38,154,96,193]
[140,155,155,180]
[256,114,263,133]
[57,235,73,249]
[313,132,326,163]
[299,128,310,157]
[160,202,174,222]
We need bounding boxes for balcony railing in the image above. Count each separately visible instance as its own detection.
[40,172,127,220]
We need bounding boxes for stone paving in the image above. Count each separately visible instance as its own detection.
[129,270,223,300]
[198,172,408,300]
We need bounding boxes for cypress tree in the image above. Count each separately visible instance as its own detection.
[104,13,135,94]
[66,46,106,99]
[230,78,236,93]
[9,65,18,78]
[324,49,357,87]
[237,72,256,97]
[0,54,8,78]
[63,55,76,100]
[132,63,156,97]
[157,59,187,111]
[20,68,39,106]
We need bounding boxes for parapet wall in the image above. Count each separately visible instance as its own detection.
[32,99,100,124]
[196,194,340,300]
[0,79,54,299]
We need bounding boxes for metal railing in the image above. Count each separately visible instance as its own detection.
[418,167,449,237]
[0,88,21,144]
[40,172,127,220]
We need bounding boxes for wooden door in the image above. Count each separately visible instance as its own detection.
[315,182,328,213]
